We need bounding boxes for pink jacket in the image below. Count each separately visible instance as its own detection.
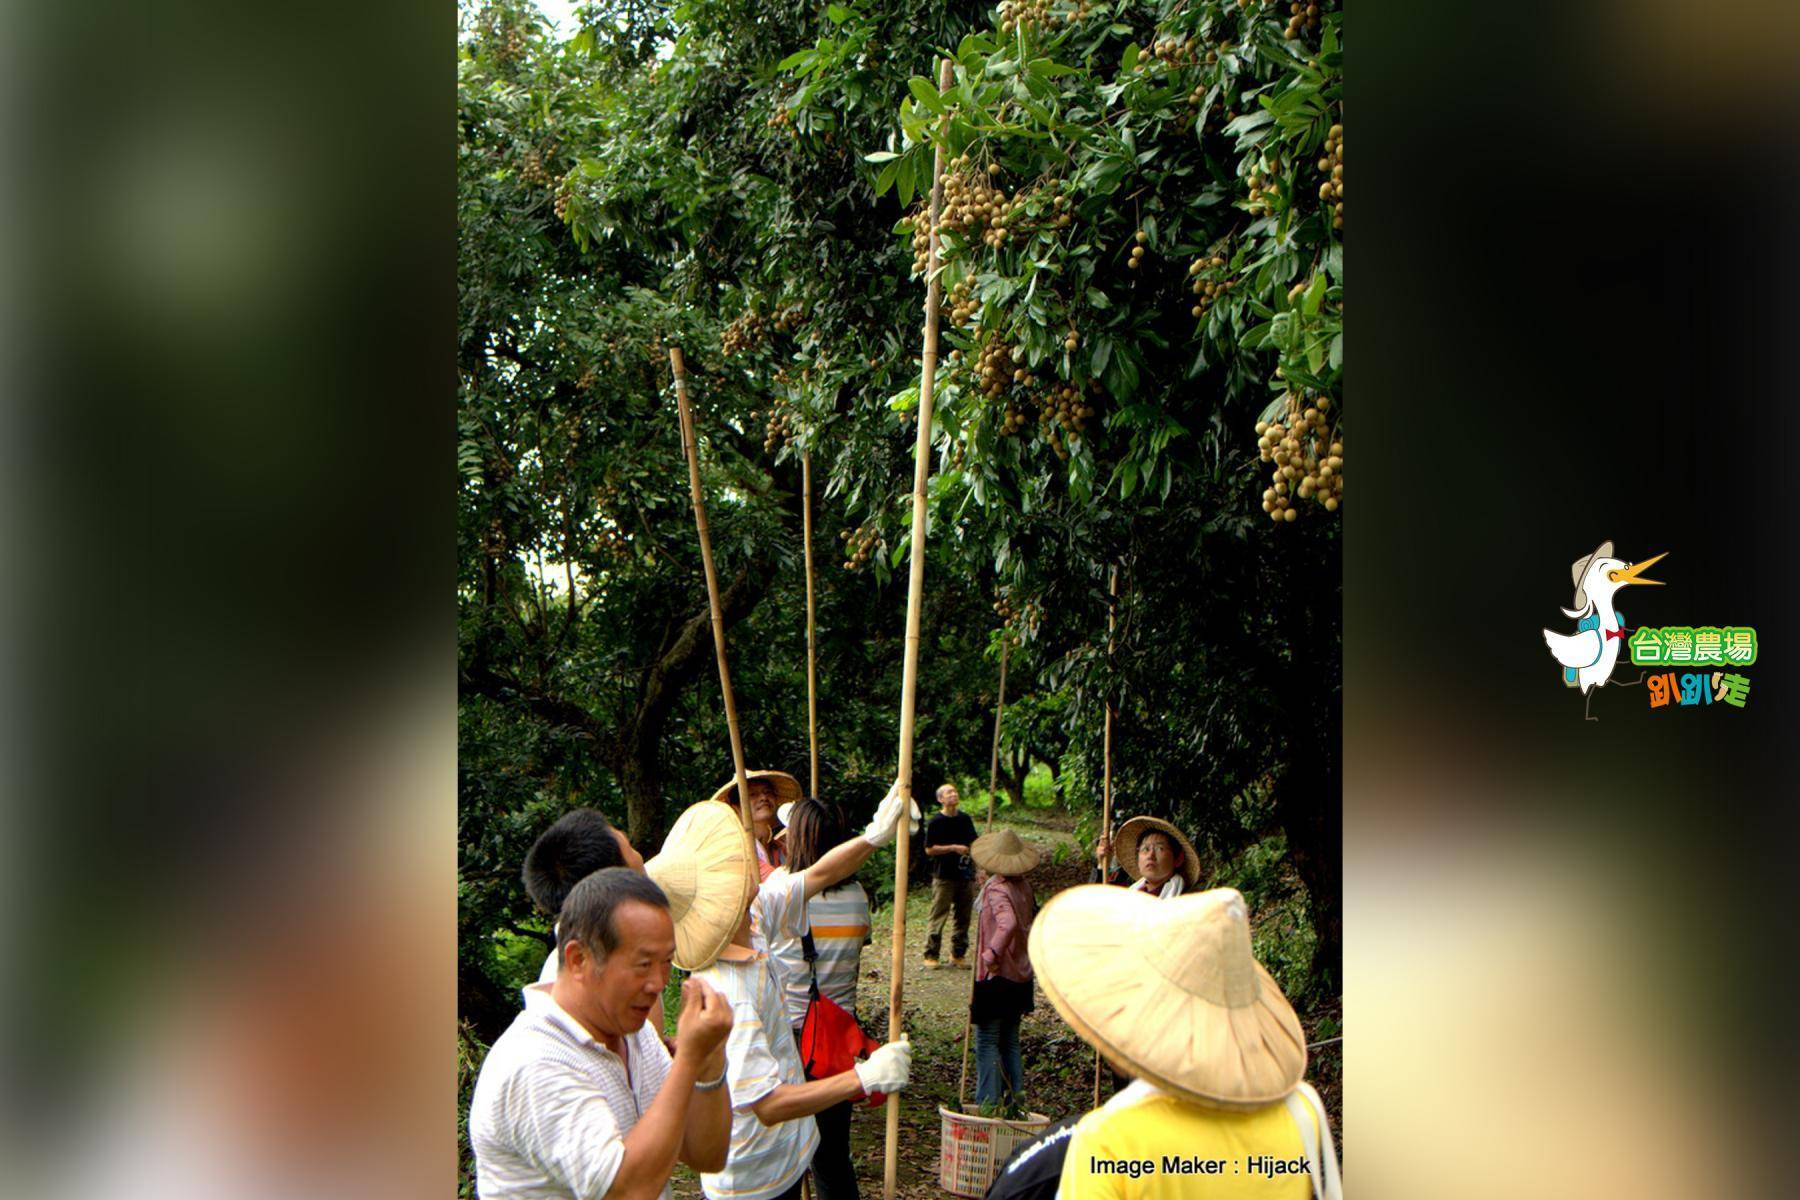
[975,875,1035,984]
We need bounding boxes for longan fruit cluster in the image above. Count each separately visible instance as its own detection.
[1037,380,1094,436]
[553,176,574,221]
[1150,36,1199,69]
[972,333,1023,399]
[577,365,598,391]
[1257,394,1342,521]
[1185,252,1235,319]
[750,395,797,453]
[1245,159,1283,217]
[945,271,980,326]
[1317,123,1343,231]
[1126,229,1150,270]
[722,310,768,356]
[1284,1,1323,40]
[993,594,1043,635]
[996,0,1093,33]
[765,106,795,135]
[909,162,1071,273]
[840,523,881,570]
[520,145,557,188]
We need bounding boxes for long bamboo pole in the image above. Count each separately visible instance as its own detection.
[883,56,954,1200]
[957,631,1011,1109]
[984,637,1009,834]
[1092,565,1119,1104]
[803,451,820,799]
[670,347,754,833]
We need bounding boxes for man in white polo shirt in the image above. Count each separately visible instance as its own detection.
[469,868,734,1200]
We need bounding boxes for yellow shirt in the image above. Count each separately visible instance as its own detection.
[1059,1081,1318,1200]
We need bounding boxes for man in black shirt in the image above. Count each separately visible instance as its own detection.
[922,783,977,967]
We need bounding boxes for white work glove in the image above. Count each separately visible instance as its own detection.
[861,780,923,848]
[854,1037,912,1094]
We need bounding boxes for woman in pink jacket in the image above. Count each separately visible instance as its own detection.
[968,829,1040,1109]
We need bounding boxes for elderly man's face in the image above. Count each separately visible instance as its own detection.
[938,785,960,813]
[562,900,675,1038]
[747,781,778,826]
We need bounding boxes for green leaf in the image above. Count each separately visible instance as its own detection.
[1120,44,1140,74]
[776,48,813,71]
[1118,460,1139,499]
[863,150,901,163]
[908,76,945,113]
[1303,273,1327,316]
[1328,332,1344,370]
[826,3,853,24]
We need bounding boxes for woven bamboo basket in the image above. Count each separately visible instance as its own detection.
[937,1104,1053,1197]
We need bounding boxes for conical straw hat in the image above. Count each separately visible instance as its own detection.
[971,828,1040,876]
[707,769,803,811]
[1029,885,1306,1110]
[1114,815,1202,889]
[645,801,759,971]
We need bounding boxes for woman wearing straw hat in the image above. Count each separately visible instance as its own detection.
[761,797,878,1200]
[1030,885,1341,1200]
[649,793,918,1200]
[710,769,801,881]
[1092,815,1201,898]
[968,828,1040,1110]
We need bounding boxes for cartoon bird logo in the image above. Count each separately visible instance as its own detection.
[1542,540,1667,720]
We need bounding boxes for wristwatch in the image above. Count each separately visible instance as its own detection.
[695,1069,728,1092]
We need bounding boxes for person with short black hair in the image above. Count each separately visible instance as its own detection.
[923,783,977,968]
[523,808,646,987]
[470,867,735,1200]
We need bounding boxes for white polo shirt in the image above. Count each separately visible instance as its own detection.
[469,982,676,1200]
[690,870,817,1200]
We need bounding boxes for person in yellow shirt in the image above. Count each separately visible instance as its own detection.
[1027,885,1342,1200]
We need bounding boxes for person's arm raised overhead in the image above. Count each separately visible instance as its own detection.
[801,780,920,900]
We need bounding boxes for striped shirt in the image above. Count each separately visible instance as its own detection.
[764,871,870,1029]
[469,983,676,1200]
[689,870,816,1200]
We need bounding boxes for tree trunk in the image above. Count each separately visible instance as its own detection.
[615,562,772,845]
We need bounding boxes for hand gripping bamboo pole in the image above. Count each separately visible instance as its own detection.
[803,451,820,799]
[1093,564,1119,1104]
[883,56,954,1200]
[670,347,754,833]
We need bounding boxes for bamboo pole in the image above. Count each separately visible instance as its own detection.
[957,632,1011,1109]
[670,347,754,834]
[1092,566,1119,1105]
[883,56,954,1200]
[803,451,820,799]
[985,636,1009,834]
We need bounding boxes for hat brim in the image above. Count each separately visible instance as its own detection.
[1114,816,1202,889]
[646,801,759,971]
[708,770,803,812]
[971,831,1041,876]
[1029,885,1305,1109]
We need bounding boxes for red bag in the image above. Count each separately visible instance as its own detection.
[797,932,886,1107]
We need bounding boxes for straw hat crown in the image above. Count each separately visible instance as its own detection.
[645,801,758,971]
[707,769,803,811]
[971,828,1040,876]
[1029,885,1305,1110]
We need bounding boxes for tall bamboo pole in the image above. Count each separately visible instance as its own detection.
[883,56,954,1200]
[670,347,754,833]
[985,637,1009,834]
[957,632,1011,1109]
[1092,565,1119,1104]
[803,451,820,799]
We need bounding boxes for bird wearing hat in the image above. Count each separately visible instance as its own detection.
[1542,540,1666,721]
